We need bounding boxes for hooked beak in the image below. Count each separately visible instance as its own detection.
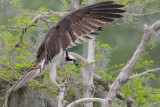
[73,59,79,66]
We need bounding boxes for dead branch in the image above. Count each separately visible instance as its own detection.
[68,52,88,66]
[129,67,160,80]
[31,10,67,23]
[58,86,66,107]
[67,98,105,107]
[105,20,160,107]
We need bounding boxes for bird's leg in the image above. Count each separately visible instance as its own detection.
[60,77,68,87]
[50,64,61,88]
[49,63,68,89]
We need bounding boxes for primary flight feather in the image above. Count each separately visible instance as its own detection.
[13,1,125,91]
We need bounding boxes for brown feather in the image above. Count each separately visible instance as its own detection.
[13,59,45,91]
[36,1,125,63]
[83,17,105,27]
[13,1,125,90]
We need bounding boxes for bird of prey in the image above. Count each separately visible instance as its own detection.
[13,1,125,91]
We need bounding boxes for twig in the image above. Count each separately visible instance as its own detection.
[7,52,17,71]
[40,18,50,28]
[129,68,160,80]
[15,29,25,47]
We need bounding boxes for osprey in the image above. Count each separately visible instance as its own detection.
[13,1,125,90]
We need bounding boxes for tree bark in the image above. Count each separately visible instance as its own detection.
[72,0,96,107]
[82,1,96,106]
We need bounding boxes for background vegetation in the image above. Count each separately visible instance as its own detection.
[0,0,160,107]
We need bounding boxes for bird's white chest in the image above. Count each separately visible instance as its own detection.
[39,50,65,75]
[50,50,65,66]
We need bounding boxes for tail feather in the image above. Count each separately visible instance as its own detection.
[13,70,38,91]
[13,59,45,91]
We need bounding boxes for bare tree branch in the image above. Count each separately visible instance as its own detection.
[105,20,160,107]
[93,74,110,90]
[68,52,88,66]
[67,98,105,107]
[129,68,160,80]
[31,10,67,23]
[58,86,67,107]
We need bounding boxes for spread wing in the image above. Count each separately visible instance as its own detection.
[36,1,125,63]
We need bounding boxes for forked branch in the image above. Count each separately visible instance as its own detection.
[105,20,160,107]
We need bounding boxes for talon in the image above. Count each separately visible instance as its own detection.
[52,77,68,89]
[57,83,66,92]
[61,77,68,83]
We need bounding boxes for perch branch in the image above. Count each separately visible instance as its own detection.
[105,20,160,107]
[58,86,66,107]
[129,67,160,80]
[68,52,89,66]
[68,52,134,106]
